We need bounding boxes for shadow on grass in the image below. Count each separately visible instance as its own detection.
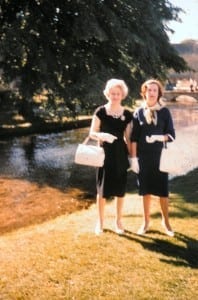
[169,168,198,204]
[107,169,198,268]
[126,168,198,220]
[105,229,198,269]
[168,168,198,218]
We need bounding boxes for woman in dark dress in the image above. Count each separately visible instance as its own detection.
[130,79,175,236]
[90,79,132,235]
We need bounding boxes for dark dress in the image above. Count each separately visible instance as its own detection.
[130,106,175,197]
[95,106,132,198]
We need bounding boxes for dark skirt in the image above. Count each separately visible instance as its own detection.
[96,140,129,198]
[138,151,169,197]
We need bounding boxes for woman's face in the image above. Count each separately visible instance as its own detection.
[145,83,159,107]
[107,86,123,103]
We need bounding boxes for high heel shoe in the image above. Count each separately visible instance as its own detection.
[115,221,124,235]
[137,225,149,235]
[161,220,174,237]
[115,227,124,235]
[94,223,103,235]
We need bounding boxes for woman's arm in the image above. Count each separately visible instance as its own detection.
[124,122,132,154]
[131,142,138,158]
[164,108,176,142]
[89,115,101,140]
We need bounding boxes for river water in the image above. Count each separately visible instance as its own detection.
[0,102,197,189]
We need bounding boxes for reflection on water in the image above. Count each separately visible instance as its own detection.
[168,103,198,178]
[0,102,197,187]
[0,128,89,188]
[169,102,198,128]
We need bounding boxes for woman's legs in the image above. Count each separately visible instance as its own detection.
[137,194,151,234]
[137,195,174,236]
[160,197,174,236]
[115,196,125,234]
[95,194,106,235]
[95,195,125,235]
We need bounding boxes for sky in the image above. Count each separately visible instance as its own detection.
[167,0,198,43]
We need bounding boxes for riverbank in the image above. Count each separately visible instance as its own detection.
[0,164,137,235]
[0,116,92,138]
[1,98,197,139]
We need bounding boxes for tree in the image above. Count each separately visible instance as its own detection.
[0,0,189,120]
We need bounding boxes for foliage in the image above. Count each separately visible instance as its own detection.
[0,0,189,119]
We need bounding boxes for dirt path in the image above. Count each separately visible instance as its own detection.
[0,167,139,235]
[0,177,92,234]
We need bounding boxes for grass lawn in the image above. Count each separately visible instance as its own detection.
[0,169,197,300]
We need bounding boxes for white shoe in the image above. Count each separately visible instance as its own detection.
[161,221,174,237]
[95,224,103,236]
[115,227,124,235]
[115,221,124,235]
[164,229,174,237]
[137,225,149,235]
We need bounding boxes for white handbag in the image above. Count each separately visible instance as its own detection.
[74,136,105,167]
[159,142,182,174]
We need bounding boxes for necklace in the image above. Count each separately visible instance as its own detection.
[106,106,124,119]
[111,112,122,119]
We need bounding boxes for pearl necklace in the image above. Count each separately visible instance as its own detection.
[106,107,124,119]
[111,112,122,119]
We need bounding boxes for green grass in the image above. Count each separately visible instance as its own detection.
[0,169,198,300]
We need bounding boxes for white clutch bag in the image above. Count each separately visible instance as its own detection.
[74,136,105,167]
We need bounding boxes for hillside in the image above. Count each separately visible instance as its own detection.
[169,39,198,82]
[173,39,198,55]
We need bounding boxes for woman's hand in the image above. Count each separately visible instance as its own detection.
[128,157,139,173]
[146,135,165,143]
[95,132,117,143]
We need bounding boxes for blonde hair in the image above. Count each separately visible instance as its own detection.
[103,78,128,100]
[141,79,164,101]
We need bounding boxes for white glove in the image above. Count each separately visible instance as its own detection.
[146,135,165,143]
[96,132,117,143]
[128,157,139,174]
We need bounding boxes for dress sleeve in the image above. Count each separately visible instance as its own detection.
[125,109,133,124]
[163,108,175,141]
[95,106,104,120]
[130,109,141,142]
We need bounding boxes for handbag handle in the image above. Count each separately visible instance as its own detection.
[82,136,100,147]
[163,134,175,148]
